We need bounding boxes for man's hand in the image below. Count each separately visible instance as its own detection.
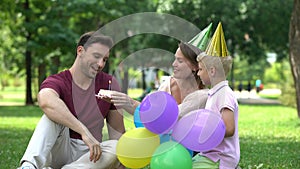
[81,127,102,163]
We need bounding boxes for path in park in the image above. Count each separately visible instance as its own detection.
[235,89,281,105]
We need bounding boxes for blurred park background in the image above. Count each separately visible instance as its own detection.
[1,0,300,168]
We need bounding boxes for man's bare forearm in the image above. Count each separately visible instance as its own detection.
[38,88,87,136]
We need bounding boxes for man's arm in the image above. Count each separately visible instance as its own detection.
[106,109,125,140]
[38,88,102,163]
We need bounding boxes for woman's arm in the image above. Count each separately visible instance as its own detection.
[110,91,140,115]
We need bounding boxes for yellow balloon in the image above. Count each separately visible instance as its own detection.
[116,128,160,169]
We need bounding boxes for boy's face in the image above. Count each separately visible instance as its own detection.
[197,61,211,86]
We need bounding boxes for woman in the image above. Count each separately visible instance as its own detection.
[158,42,208,118]
[108,41,208,118]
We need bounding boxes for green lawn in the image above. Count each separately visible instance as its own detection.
[238,105,300,168]
[0,86,30,105]
[1,105,300,168]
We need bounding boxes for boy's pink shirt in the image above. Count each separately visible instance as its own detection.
[201,80,240,168]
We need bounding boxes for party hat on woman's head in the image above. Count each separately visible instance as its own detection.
[188,23,213,51]
[205,22,229,57]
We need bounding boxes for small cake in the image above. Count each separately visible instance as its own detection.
[97,89,112,98]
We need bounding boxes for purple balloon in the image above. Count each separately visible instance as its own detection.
[171,109,225,152]
[139,91,178,134]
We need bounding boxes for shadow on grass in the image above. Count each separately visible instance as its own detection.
[239,135,300,168]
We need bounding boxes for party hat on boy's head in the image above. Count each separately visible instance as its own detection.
[205,22,229,57]
[188,23,213,51]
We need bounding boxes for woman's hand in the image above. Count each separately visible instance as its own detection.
[110,91,139,115]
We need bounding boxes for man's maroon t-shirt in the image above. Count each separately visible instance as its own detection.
[40,70,120,142]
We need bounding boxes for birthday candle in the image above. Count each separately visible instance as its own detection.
[108,80,111,90]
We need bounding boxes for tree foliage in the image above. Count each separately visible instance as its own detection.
[160,0,293,79]
[0,0,296,107]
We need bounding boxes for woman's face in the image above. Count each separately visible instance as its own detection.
[172,48,195,79]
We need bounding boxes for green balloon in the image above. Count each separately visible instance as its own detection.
[150,141,192,169]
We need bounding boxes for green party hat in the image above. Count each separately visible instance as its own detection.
[189,23,213,51]
[205,22,229,57]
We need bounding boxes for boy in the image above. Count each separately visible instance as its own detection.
[193,23,240,169]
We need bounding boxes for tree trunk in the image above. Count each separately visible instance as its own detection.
[289,0,300,117]
[24,0,34,105]
[50,56,60,75]
[25,43,33,105]
[38,63,46,89]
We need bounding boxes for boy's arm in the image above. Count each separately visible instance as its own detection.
[221,107,235,137]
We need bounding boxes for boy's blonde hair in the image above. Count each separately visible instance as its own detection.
[197,52,232,77]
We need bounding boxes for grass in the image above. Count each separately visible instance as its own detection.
[238,105,300,168]
[0,106,136,168]
[1,86,299,168]
[0,86,28,105]
[1,105,300,168]
[0,106,42,168]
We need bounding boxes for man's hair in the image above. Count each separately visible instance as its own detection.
[75,31,113,56]
[197,52,232,77]
[179,41,205,89]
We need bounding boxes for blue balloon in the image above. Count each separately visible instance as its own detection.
[134,105,144,128]
[187,149,194,157]
[159,130,173,144]
[160,133,172,144]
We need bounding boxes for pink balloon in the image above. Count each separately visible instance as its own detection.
[171,109,225,152]
[140,91,178,134]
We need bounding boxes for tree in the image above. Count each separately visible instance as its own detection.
[23,0,34,105]
[0,0,296,106]
[158,0,295,89]
[289,0,300,117]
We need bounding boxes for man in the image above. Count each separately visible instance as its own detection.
[19,32,125,169]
